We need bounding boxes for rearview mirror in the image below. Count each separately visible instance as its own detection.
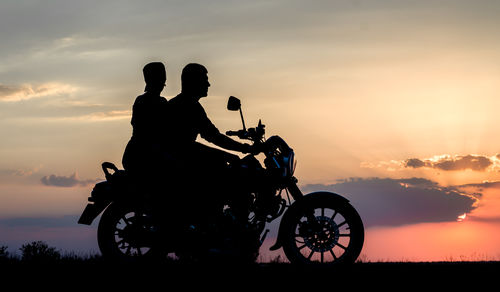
[227,96,241,111]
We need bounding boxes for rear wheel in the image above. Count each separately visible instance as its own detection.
[282,193,364,266]
[98,203,165,261]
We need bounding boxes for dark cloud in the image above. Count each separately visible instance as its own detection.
[40,173,98,187]
[404,155,493,171]
[0,215,98,255]
[435,155,492,171]
[301,177,477,227]
[0,215,79,228]
[405,158,428,168]
[455,180,500,194]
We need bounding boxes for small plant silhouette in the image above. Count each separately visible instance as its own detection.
[19,241,61,262]
[0,245,9,260]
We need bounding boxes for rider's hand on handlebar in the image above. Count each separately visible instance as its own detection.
[242,143,261,155]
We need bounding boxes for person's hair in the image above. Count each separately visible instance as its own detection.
[181,63,207,91]
[143,62,166,92]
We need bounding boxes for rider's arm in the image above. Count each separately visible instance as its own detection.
[205,129,251,153]
[198,106,251,153]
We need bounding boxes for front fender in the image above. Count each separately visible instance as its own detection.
[269,191,350,251]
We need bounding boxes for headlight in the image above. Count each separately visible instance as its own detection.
[283,151,296,177]
[290,151,296,175]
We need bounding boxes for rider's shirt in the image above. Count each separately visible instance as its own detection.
[167,93,248,153]
[130,92,170,146]
[122,91,170,171]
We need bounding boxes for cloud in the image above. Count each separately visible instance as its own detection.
[43,110,132,123]
[301,177,477,227]
[68,110,131,122]
[0,165,42,177]
[405,158,428,168]
[0,83,77,102]
[363,154,500,172]
[3,109,132,123]
[0,215,98,255]
[405,155,493,171]
[0,215,79,228]
[40,173,99,187]
[456,180,500,191]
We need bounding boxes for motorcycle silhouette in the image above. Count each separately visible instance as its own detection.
[78,96,364,266]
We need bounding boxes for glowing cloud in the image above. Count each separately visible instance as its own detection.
[363,154,500,172]
[0,82,77,102]
[78,110,131,122]
[405,155,493,171]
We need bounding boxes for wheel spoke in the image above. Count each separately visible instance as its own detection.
[337,220,347,228]
[320,251,324,263]
[298,243,307,250]
[307,250,314,260]
[122,216,131,226]
[330,249,337,260]
[295,238,305,244]
[338,233,351,237]
[119,243,126,249]
[331,210,337,220]
[336,242,347,250]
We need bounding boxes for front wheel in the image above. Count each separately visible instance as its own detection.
[281,193,364,266]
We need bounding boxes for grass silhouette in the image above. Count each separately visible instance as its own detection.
[0,241,499,290]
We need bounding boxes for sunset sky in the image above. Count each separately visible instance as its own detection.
[2,0,500,261]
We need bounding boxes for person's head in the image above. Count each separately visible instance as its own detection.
[143,62,166,94]
[181,63,210,98]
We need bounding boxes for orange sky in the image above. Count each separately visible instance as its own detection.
[364,186,500,262]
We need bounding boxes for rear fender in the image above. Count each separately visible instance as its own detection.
[77,181,115,225]
[269,191,350,251]
[78,201,111,225]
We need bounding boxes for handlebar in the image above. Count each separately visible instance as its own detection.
[226,129,248,139]
[226,120,265,141]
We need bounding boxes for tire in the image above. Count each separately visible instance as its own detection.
[97,203,164,261]
[281,193,364,266]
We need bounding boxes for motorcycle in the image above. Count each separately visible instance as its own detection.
[78,96,364,266]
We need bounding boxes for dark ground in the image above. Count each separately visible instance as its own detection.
[1,259,498,290]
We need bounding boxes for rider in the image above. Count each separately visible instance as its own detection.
[122,61,172,183]
[166,63,255,212]
[167,63,253,159]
